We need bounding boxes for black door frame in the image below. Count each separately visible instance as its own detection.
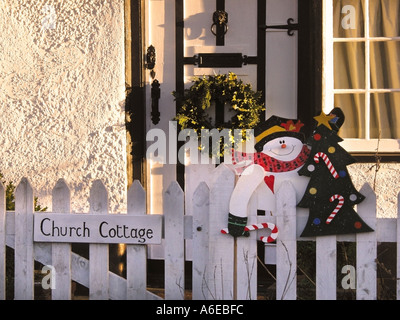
[125,0,147,187]
[297,0,323,137]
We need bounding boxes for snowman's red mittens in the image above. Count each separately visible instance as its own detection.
[227,213,250,238]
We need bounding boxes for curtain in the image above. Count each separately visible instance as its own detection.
[333,0,400,139]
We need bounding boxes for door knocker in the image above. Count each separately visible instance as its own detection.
[211,10,228,36]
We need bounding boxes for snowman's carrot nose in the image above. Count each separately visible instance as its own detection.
[281,143,287,149]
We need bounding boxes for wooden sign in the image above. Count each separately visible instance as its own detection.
[34,213,162,244]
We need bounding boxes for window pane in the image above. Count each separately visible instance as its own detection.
[334,94,366,138]
[370,41,400,89]
[370,93,400,138]
[369,0,400,37]
[334,42,365,89]
[333,0,364,38]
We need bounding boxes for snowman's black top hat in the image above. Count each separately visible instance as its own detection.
[254,115,305,152]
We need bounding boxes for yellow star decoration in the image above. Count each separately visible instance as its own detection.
[314,111,335,130]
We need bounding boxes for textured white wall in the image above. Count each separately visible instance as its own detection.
[0,0,127,213]
[348,163,400,218]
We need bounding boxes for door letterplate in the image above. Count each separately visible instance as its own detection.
[183,53,257,68]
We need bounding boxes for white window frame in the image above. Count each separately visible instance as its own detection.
[322,0,400,153]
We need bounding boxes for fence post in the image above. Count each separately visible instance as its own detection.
[14,178,35,300]
[206,164,235,300]
[51,179,72,300]
[126,180,147,299]
[0,181,5,300]
[356,182,377,300]
[164,181,185,300]
[192,181,210,300]
[275,181,297,300]
[89,180,109,299]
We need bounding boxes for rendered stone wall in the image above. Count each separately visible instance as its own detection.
[348,163,400,218]
[0,0,127,213]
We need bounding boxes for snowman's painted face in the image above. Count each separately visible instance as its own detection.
[262,136,304,161]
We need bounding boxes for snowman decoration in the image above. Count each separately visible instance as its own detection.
[222,116,310,240]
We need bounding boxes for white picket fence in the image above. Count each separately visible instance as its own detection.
[0,164,399,300]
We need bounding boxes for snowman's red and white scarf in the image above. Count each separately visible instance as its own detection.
[231,145,310,175]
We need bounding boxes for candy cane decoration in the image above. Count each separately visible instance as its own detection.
[314,152,339,179]
[245,222,278,243]
[326,194,344,224]
[221,222,278,243]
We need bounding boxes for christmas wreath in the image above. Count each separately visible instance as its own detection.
[173,72,265,156]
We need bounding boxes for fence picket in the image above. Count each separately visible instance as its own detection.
[164,181,185,300]
[0,182,5,300]
[126,180,147,299]
[51,179,72,300]
[14,178,35,300]
[192,182,210,300]
[89,180,109,300]
[356,183,377,300]
[207,164,235,300]
[316,235,337,300]
[236,191,258,300]
[275,181,297,300]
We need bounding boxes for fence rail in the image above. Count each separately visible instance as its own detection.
[0,164,399,300]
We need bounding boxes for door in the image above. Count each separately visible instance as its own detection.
[139,0,303,259]
[144,0,299,211]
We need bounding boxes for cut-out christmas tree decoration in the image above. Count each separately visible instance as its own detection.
[298,108,373,237]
